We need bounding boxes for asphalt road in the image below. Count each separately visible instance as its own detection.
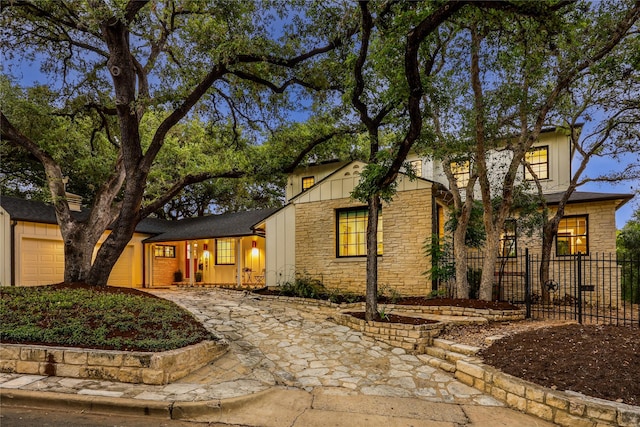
[0,405,242,427]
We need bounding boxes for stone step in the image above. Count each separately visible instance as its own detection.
[417,354,457,373]
[432,338,481,356]
[424,346,469,364]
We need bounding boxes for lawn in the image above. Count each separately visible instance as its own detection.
[0,283,216,352]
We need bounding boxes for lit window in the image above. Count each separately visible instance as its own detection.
[409,160,422,177]
[524,146,548,180]
[216,238,236,265]
[499,220,517,258]
[556,215,588,256]
[337,208,383,257]
[154,245,175,258]
[451,161,471,188]
[302,176,315,191]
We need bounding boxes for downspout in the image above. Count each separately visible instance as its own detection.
[10,220,17,286]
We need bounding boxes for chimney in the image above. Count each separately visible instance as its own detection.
[65,192,82,212]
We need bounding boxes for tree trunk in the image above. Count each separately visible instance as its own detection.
[452,205,472,299]
[478,227,500,301]
[365,195,380,321]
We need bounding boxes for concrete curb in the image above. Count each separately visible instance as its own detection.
[2,388,177,419]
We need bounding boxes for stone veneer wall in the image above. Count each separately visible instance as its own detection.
[454,359,640,427]
[333,313,443,353]
[294,188,433,296]
[0,340,227,385]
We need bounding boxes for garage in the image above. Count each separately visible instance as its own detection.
[20,237,134,287]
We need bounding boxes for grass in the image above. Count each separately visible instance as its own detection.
[0,284,216,352]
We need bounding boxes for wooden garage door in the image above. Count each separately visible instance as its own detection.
[21,238,134,287]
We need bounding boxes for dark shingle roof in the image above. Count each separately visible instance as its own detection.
[142,208,278,243]
[0,196,276,240]
[544,191,634,206]
[0,195,89,224]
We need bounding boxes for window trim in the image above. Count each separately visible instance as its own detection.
[154,245,176,258]
[215,238,236,265]
[524,145,549,181]
[335,207,383,258]
[301,176,315,191]
[555,215,589,256]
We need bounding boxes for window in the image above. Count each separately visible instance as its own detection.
[451,161,471,188]
[499,220,517,258]
[556,215,588,256]
[301,176,315,191]
[409,160,422,177]
[154,245,175,258]
[524,146,549,180]
[216,238,236,265]
[337,208,383,257]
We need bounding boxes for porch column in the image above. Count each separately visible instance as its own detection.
[237,237,242,287]
[188,240,194,286]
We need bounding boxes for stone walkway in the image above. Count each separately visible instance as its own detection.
[0,289,502,407]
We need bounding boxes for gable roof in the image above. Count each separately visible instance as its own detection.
[0,195,277,241]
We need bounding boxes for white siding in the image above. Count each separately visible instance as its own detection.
[265,205,295,287]
[0,207,10,286]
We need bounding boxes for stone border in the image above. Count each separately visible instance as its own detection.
[0,340,228,385]
[456,360,640,427]
[333,312,444,353]
[423,339,640,427]
[250,291,526,322]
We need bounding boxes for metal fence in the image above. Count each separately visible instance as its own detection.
[436,250,640,327]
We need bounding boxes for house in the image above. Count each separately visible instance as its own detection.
[0,129,633,293]
[0,195,275,288]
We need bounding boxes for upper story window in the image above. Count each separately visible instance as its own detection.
[154,245,175,258]
[556,215,588,256]
[499,219,517,258]
[302,176,315,191]
[336,208,383,257]
[524,146,549,180]
[451,161,471,188]
[216,238,236,265]
[409,160,422,177]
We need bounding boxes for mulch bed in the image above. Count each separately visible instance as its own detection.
[346,311,439,325]
[479,324,640,405]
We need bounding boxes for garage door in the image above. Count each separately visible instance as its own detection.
[21,238,64,286]
[20,238,134,287]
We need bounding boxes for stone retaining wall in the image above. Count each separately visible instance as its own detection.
[333,313,443,353]
[253,292,525,322]
[0,340,227,385]
[453,355,640,426]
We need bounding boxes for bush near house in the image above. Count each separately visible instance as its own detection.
[0,284,217,352]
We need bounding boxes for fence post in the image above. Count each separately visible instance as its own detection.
[577,252,583,325]
[525,248,531,319]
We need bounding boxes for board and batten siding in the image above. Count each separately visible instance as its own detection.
[265,204,296,287]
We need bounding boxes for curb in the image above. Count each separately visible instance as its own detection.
[0,386,282,421]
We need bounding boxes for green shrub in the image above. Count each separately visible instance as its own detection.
[0,285,216,352]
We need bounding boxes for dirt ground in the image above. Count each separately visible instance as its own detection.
[440,320,640,406]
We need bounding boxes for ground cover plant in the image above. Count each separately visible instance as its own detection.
[0,283,216,352]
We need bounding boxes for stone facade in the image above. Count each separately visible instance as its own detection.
[0,340,227,385]
[294,188,434,296]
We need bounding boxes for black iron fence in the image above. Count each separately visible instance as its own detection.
[436,250,640,327]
